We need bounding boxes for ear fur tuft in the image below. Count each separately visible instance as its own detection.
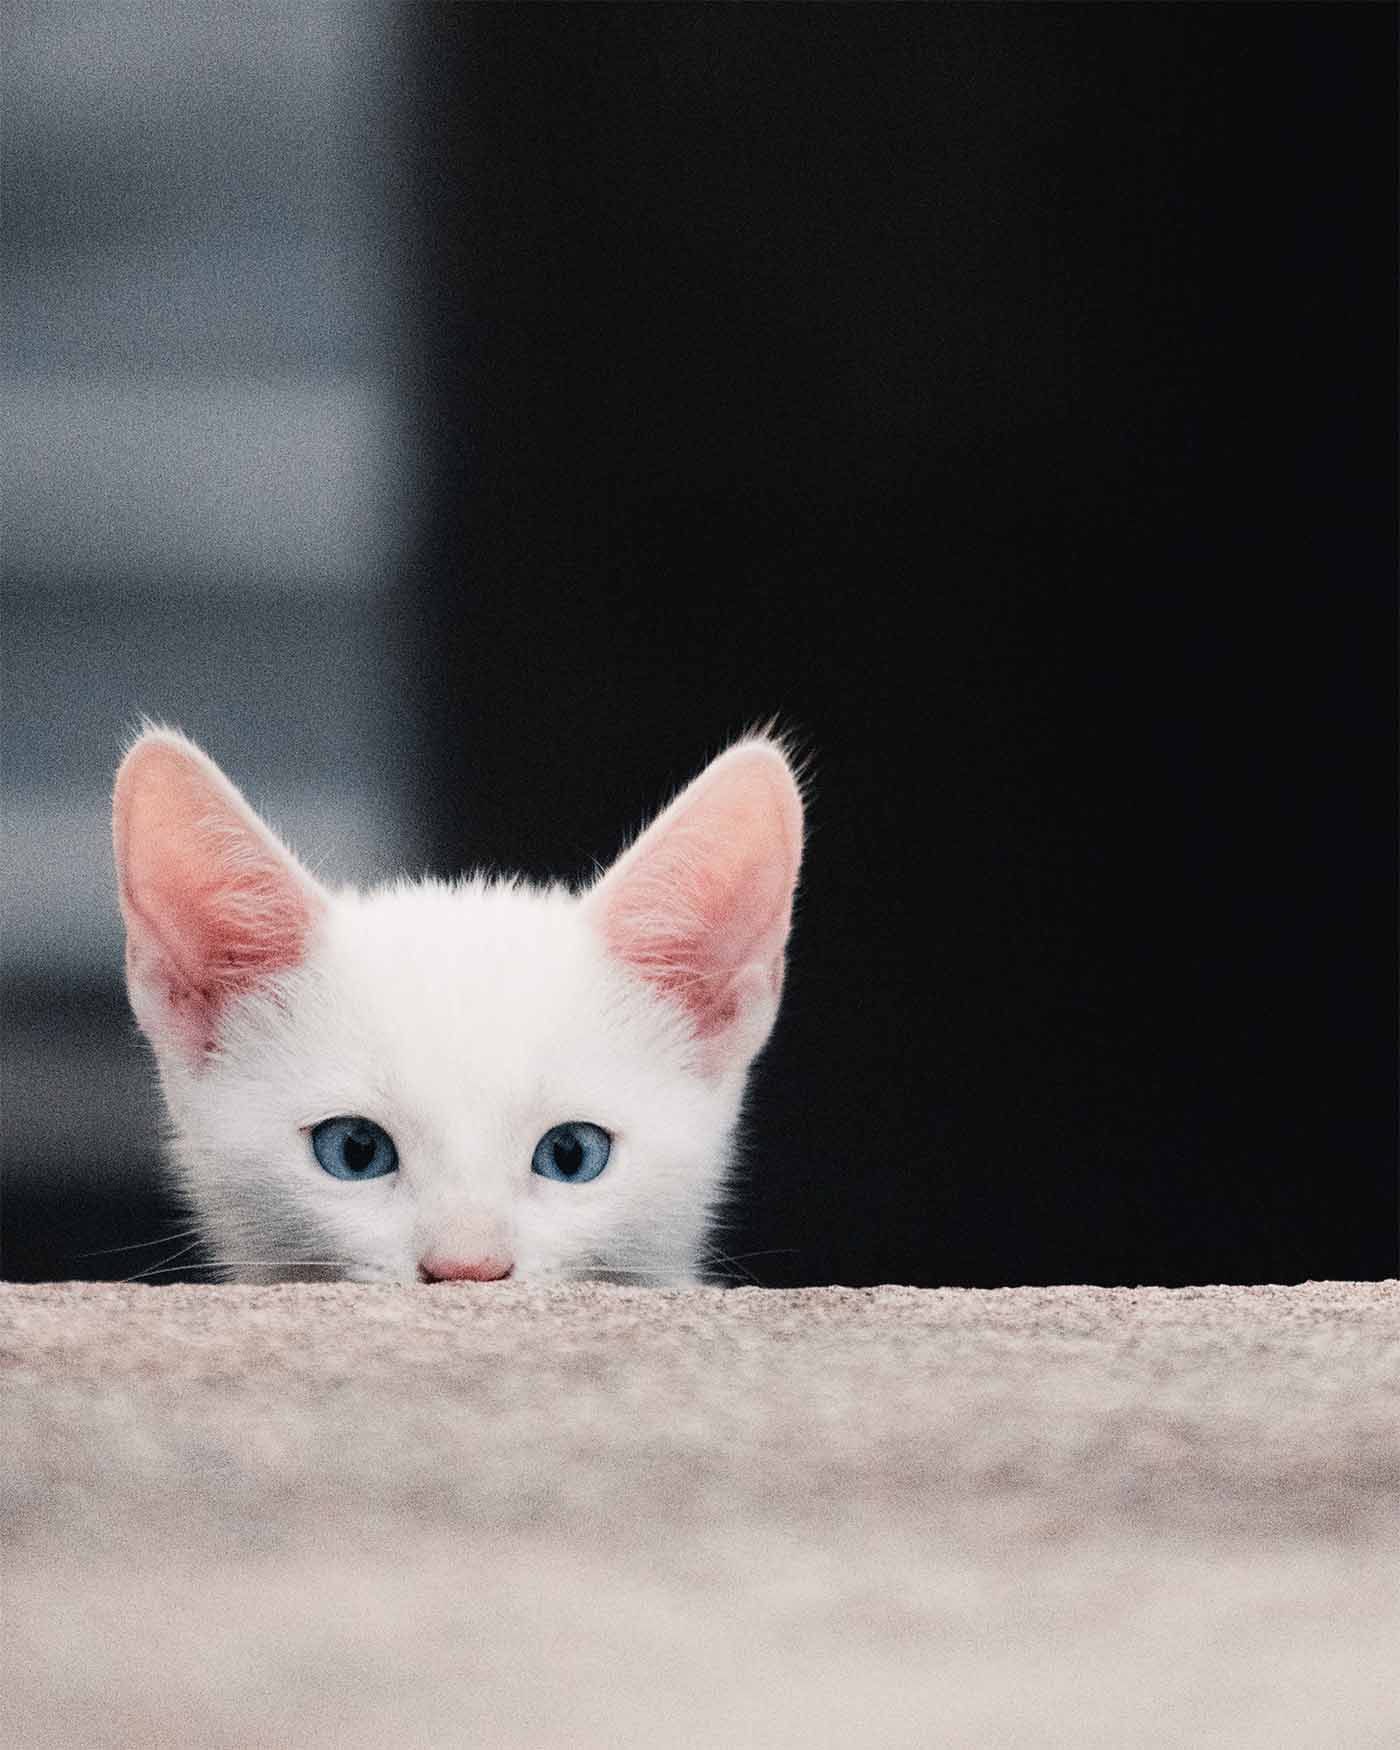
[113,727,325,1061]
[584,735,805,1072]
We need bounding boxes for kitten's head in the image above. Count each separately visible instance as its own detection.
[112,729,803,1286]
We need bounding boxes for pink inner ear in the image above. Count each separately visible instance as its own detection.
[594,746,802,1039]
[114,736,320,1053]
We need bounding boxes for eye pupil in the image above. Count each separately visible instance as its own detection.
[342,1131,376,1173]
[552,1135,583,1176]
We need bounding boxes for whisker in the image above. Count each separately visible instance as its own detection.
[709,1247,800,1263]
[701,1247,799,1274]
[703,1259,764,1287]
[120,1237,210,1283]
[75,1227,205,1259]
[123,1258,356,1282]
[692,1242,802,1287]
[581,1274,668,1288]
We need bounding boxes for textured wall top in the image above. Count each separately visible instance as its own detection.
[5,1281,1399,1748]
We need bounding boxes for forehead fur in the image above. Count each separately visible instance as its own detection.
[234,876,702,1132]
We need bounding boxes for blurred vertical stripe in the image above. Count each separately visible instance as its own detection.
[2,4,421,1262]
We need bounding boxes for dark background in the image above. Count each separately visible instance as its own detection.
[6,5,1396,1287]
[401,4,1396,1288]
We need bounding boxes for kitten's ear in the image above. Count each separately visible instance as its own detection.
[584,739,804,1074]
[112,728,326,1063]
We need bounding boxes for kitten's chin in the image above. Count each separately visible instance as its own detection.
[227,1264,364,1286]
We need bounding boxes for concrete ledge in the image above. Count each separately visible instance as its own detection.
[4,1281,1398,1747]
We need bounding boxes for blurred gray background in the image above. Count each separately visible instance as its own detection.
[3,3,422,1274]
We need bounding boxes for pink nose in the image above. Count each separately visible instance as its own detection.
[418,1254,514,1284]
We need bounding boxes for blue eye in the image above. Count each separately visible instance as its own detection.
[310,1116,399,1181]
[531,1121,611,1184]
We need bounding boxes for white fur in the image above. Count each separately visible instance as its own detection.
[119,733,802,1287]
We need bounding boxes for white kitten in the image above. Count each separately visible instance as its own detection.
[112,728,804,1286]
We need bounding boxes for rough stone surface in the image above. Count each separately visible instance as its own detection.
[4,1280,1398,1747]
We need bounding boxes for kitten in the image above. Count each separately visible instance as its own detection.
[112,728,803,1286]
